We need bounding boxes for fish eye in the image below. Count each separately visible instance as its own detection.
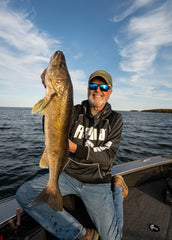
[60,62,66,68]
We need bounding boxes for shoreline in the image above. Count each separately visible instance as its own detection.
[130,109,172,113]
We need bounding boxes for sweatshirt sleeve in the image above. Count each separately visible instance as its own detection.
[75,113,123,166]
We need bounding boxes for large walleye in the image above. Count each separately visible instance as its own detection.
[29,50,73,211]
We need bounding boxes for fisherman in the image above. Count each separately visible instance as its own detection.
[16,69,128,240]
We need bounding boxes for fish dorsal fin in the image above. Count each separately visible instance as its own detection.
[40,150,49,168]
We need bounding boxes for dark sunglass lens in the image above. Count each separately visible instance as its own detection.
[100,85,110,92]
[89,83,98,90]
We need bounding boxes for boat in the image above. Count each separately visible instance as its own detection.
[1,154,172,240]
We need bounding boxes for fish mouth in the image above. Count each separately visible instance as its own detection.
[53,50,65,60]
[54,50,62,56]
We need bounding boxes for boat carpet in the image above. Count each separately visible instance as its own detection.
[122,179,172,240]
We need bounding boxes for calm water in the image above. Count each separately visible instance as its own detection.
[0,107,172,200]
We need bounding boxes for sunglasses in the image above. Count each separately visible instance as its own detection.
[89,83,111,92]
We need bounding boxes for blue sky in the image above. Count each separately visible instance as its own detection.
[0,0,172,111]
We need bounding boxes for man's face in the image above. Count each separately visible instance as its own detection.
[88,78,112,110]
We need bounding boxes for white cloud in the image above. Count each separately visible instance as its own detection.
[69,69,87,102]
[0,1,63,92]
[70,69,86,82]
[113,0,172,104]
[111,0,172,110]
[0,2,62,69]
[116,2,172,75]
[0,3,60,55]
[112,0,155,23]
[114,72,172,110]
[73,52,83,60]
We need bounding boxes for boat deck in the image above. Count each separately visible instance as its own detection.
[123,178,172,240]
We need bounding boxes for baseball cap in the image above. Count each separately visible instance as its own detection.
[88,70,113,87]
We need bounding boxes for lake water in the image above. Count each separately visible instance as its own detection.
[0,107,172,200]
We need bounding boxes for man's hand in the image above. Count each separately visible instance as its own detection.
[41,55,54,88]
[41,68,47,88]
[68,139,77,153]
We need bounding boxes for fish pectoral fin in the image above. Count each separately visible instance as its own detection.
[32,97,48,115]
[39,150,49,168]
[32,93,56,115]
[27,186,63,212]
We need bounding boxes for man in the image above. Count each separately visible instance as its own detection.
[16,69,128,240]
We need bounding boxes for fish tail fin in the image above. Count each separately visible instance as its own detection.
[28,186,63,212]
[32,98,48,115]
[40,150,49,168]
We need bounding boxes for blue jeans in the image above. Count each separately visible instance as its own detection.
[16,172,123,240]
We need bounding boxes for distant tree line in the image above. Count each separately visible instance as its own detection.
[141,109,172,113]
